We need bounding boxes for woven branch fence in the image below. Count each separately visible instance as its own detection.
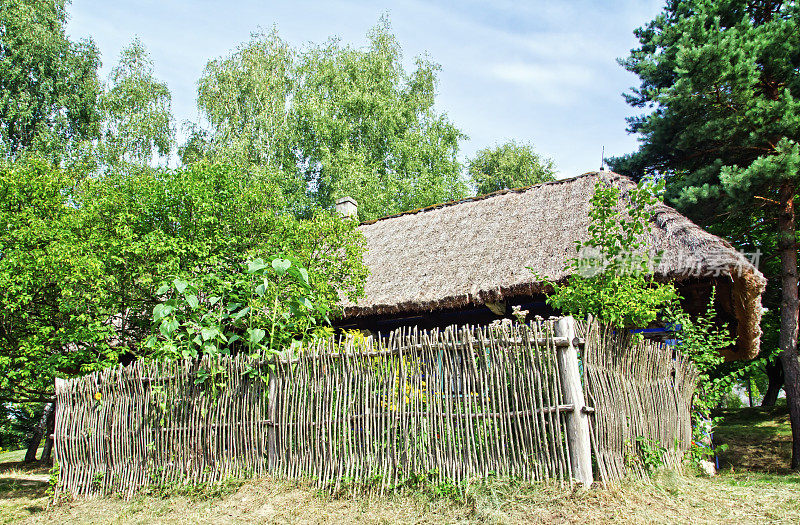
[580,321,699,482]
[54,317,698,497]
[54,356,271,497]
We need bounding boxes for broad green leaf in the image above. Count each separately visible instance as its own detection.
[248,328,265,345]
[232,306,251,320]
[247,258,267,274]
[160,318,179,337]
[272,258,291,275]
[156,283,170,295]
[153,303,166,321]
[186,295,199,309]
[289,266,310,288]
[173,278,189,294]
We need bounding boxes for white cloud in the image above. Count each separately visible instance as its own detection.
[522,32,618,62]
[489,62,595,105]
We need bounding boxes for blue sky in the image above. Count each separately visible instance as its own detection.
[66,0,664,178]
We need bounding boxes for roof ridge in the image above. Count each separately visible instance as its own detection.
[359,170,629,225]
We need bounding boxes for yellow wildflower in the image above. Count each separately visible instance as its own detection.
[94,392,102,401]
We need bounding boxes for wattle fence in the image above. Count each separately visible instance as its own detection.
[54,317,698,498]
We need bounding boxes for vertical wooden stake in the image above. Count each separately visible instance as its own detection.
[54,378,65,487]
[555,316,593,487]
[267,373,277,471]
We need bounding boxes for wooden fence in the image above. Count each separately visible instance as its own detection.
[54,317,698,497]
[54,356,271,497]
[581,322,699,482]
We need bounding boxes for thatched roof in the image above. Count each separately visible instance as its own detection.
[342,171,766,358]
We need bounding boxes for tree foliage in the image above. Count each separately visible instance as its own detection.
[193,18,468,220]
[542,180,678,328]
[0,0,101,163]
[468,141,556,196]
[293,19,467,219]
[0,159,367,407]
[197,28,294,170]
[0,160,116,404]
[612,0,800,210]
[611,0,800,469]
[99,39,175,168]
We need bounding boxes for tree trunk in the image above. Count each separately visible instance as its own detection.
[24,402,54,463]
[777,181,800,470]
[40,403,56,463]
[762,357,784,407]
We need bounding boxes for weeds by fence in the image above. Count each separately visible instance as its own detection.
[271,321,580,492]
[54,317,698,497]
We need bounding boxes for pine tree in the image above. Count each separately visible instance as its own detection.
[612,0,800,469]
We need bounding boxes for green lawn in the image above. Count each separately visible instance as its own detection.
[714,402,793,473]
[0,448,37,465]
[0,447,47,475]
[0,447,49,524]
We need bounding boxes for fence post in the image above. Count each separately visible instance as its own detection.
[54,378,65,458]
[554,316,593,486]
[267,373,277,470]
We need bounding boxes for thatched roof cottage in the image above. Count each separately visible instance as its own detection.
[337,171,766,360]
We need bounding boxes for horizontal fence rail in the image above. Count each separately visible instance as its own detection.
[54,317,699,497]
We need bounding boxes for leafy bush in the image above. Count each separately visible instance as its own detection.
[540,179,677,328]
[468,141,555,196]
[146,256,330,363]
[540,178,744,467]
[624,437,667,475]
[0,158,367,444]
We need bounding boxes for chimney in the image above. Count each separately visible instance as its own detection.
[335,196,358,219]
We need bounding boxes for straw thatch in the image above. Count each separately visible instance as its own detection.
[341,171,766,358]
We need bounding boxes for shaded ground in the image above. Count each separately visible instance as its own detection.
[713,403,792,474]
[0,411,797,524]
[0,448,49,524]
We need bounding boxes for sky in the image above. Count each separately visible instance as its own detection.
[66,0,665,178]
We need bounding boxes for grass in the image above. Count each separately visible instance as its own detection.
[0,447,50,524]
[0,447,49,477]
[713,401,793,473]
[0,448,28,464]
[0,408,796,524]
[5,471,798,525]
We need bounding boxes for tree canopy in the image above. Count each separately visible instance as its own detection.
[0,0,101,163]
[194,19,468,220]
[468,141,556,196]
[611,0,800,469]
[0,159,367,410]
[99,39,175,168]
